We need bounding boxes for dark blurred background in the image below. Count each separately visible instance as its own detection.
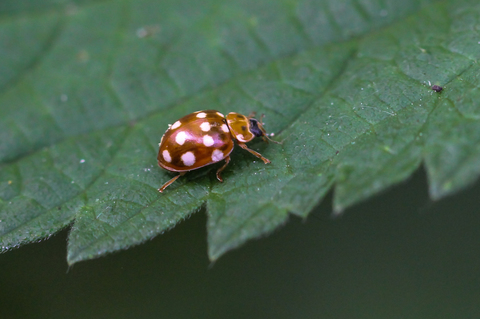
[1,168,480,319]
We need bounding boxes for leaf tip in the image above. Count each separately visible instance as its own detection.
[332,205,345,217]
[66,252,80,266]
[207,246,223,263]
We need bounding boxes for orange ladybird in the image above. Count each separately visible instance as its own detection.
[157,110,279,192]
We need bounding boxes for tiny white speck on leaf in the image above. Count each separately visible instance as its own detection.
[79,159,85,163]
[136,28,148,38]
[135,25,160,38]
[60,94,68,102]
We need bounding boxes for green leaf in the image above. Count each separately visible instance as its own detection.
[1,0,479,264]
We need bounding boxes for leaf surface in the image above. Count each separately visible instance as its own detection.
[1,0,479,264]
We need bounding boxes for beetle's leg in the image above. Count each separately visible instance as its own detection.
[247,111,256,118]
[158,172,186,193]
[237,142,271,164]
[216,156,231,182]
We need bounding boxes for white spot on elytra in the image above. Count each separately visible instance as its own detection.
[162,150,172,162]
[175,131,187,145]
[181,152,195,166]
[221,124,229,133]
[200,122,211,132]
[236,134,247,142]
[203,135,214,147]
[216,112,225,118]
[171,121,181,129]
[212,149,224,162]
[196,112,207,118]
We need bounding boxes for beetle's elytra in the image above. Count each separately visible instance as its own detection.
[157,110,279,192]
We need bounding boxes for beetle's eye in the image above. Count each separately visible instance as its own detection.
[249,119,264,137]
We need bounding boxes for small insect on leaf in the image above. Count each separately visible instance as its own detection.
[432,85,443,92]
[156,110,279,192]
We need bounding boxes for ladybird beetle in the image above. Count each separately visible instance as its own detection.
[157,110,279,192]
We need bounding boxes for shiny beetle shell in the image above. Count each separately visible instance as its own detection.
[157,110,276,192]
[158,110,233,172]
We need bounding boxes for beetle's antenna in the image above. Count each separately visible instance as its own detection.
[264,133,284,144]
[259,113,265,124]
[257,113,283,144]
